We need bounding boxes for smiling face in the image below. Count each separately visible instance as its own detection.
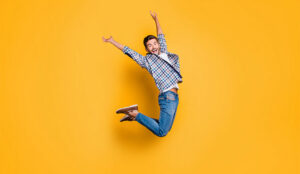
[145,38,161,55]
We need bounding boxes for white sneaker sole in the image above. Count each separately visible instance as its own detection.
[116,104,138,113]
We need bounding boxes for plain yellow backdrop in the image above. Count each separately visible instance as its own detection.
[0,0,299,174]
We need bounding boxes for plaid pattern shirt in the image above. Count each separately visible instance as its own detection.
[122,33,183,94]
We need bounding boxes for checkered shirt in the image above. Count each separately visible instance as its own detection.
[122,33,183,94]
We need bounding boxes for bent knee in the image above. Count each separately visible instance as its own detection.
[157,129,169,137]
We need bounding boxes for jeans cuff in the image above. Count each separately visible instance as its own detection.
[135,112,141,121]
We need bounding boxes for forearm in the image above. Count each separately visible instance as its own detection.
[154,18,163,35]
[109,39,124,51]
[122,46,147,68]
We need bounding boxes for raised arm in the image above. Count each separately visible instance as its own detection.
[150,11,163,35]
[102,36,146,69]
[102,36,124,51]
[150,11,168,53]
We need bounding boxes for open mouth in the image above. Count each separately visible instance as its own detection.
[152,49,158,53]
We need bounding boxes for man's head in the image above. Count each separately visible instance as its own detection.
[143,35,161,55]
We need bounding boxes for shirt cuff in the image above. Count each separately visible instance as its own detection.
[122,45,130,54]
[157,33,164,38]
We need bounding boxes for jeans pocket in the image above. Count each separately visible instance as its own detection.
[158,96,165,101]
[166,93,176,101]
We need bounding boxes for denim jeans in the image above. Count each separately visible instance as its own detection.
[135,90,179,137]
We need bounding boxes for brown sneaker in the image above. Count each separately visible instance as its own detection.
[120,114,135,122]
[116,104,138,114]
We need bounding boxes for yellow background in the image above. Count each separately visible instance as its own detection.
[0,0,299,174]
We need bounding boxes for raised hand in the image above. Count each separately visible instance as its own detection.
[102,35,124,51]
[150,10,158,20]
[150,11,163,35]
[102,36,113,43]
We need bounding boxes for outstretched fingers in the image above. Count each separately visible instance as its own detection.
[150,10,157,19]
[102,36,113,42]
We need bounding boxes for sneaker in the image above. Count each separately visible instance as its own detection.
[120,115,135,122]
[116,104,138,114]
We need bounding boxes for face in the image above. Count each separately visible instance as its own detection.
[146,38,161,55]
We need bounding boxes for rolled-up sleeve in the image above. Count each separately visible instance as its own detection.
[157,33,168,54]
[122,46,146,69]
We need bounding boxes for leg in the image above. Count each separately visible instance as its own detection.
[168,98,179,131]
[134,91,179,137]
[135,112,162,136]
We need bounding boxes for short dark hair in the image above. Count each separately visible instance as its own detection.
[143,35,159,49]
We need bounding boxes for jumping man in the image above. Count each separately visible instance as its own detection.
[102,11,183,137]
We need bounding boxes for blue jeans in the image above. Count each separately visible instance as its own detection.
[135,91,179,137]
